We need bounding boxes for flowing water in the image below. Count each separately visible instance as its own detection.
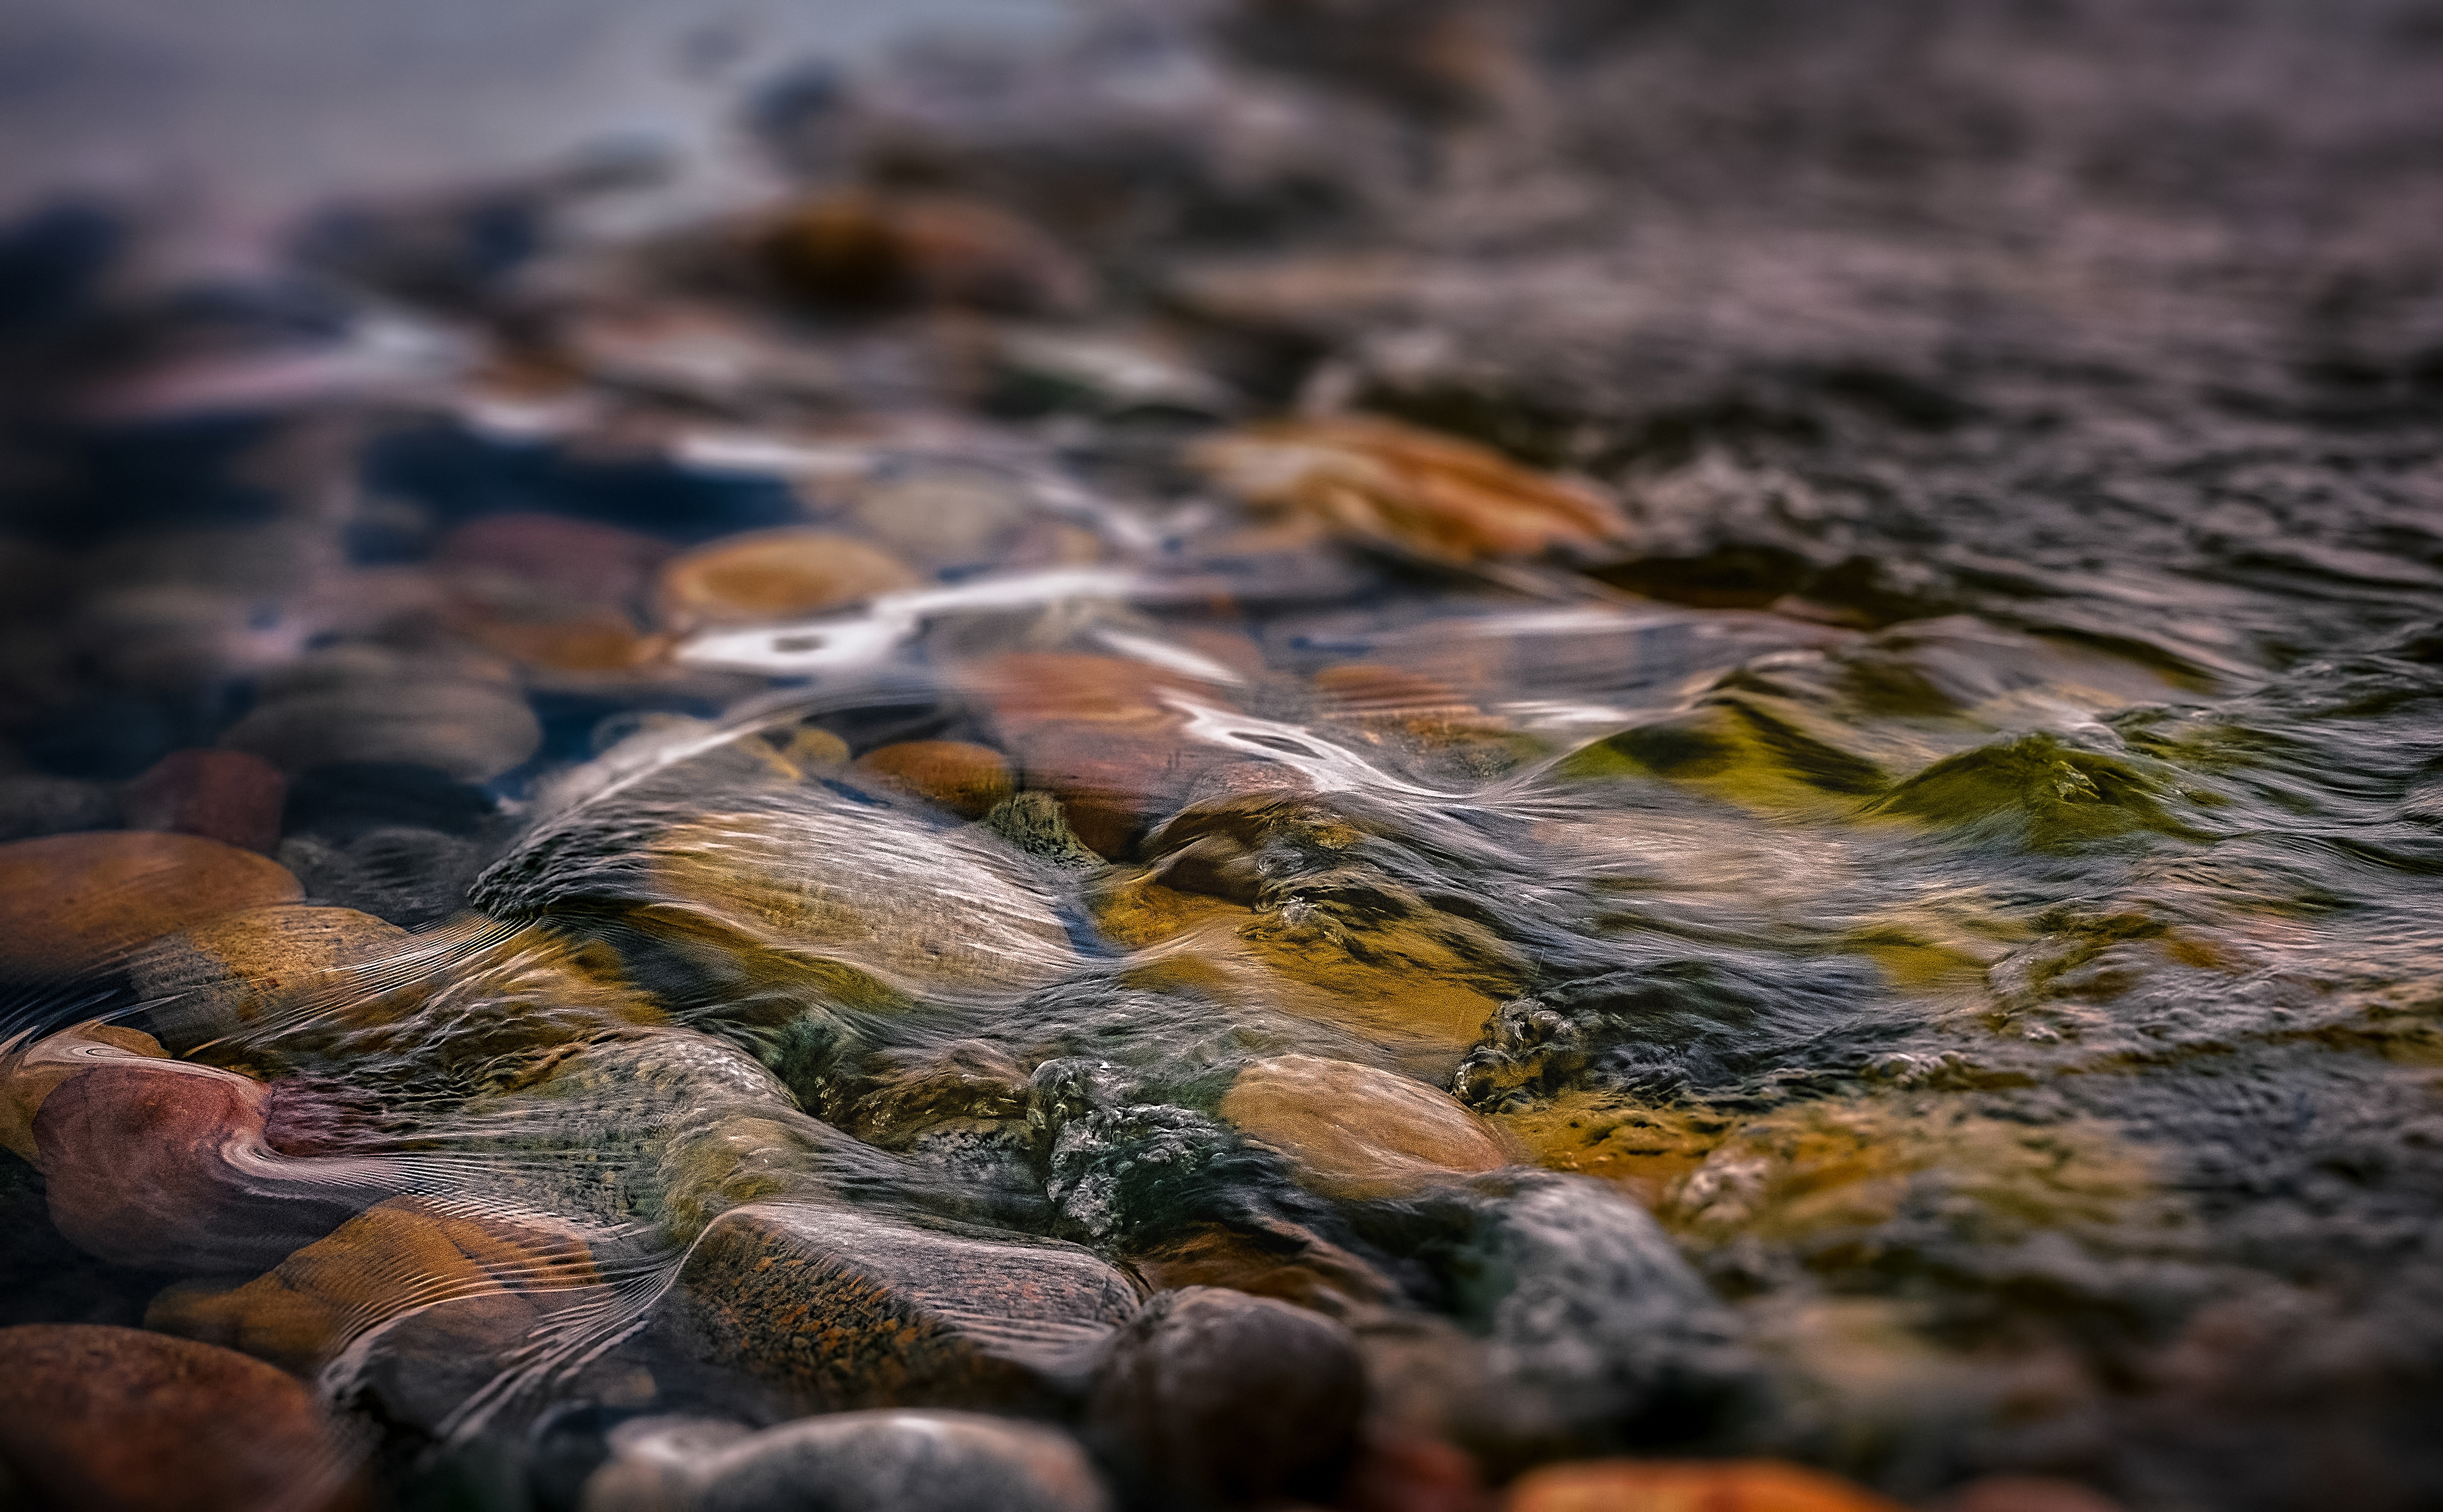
[2,3,2441,1511]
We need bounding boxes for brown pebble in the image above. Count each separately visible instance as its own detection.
[0,831,302,980]
[0,1323,361,1512]
[655,528,921,631]
[1219,1054,1511,1199]
[1927,1475,2126,1512]
[762,190,1094,315]
[855,740,1015,819]
[1501,1459,1908,1512]
[121,749,287,854]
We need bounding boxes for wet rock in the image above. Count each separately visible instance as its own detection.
[0,772,117,840]
[435,512,675,606]
[587,1410,1110,1512]
[846,467,1033,567]
[0,1324,360,1512]
[1868,731,2204,849]
[1190,415,1624,567]
[1499,1458,1906,1512]
[121,748,286,853]
[221,644,542,781]
[148,1192,600,1377]
[30,1056,369,1272]
[982,789,1106,869]
[1082,1284,1365,1511]
[129,903,412,1052]
[853,740,1015,820]
[654,529,920,631]
[761,191,1095,315]
[278,824,497,927]
[283,760,502,842]
[476,784,1078,1007]
[0,1019,169,1162]
[0,831,302,980]
[1338,1434,1487,1512]
[1124,1215,1397,1316]
[1218,1053,1512,1198]
[651,1201,1140,1416]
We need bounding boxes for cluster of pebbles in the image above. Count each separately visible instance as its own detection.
[6,3,2443,1511]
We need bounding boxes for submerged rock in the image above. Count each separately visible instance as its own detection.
[587,1410,1111,1512]
[654,529,920,631]
[0,831,302,980]
[1218,1053,1511,1198]
[0,1323,361,1512]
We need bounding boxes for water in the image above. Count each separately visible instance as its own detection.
[2,3,2441,1510]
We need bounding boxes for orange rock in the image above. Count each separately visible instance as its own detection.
[457,608,661,675]
[0,831,302,980]
[148,1193,599,1376]
[1190,415,1625,566]
[0,1324,361,1512]
[120,749,286,854]
[1502,1459,1908,1512]
[762,190,1094,315]
[656,528,921,630]
[854,740,1015,820]
[1218,1055,1511,1199]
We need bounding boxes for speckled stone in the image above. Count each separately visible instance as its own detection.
[0,831,302,980]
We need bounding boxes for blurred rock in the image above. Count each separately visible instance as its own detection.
[0,1323,360,1512]
[121,748,286,853]
[586,1410,1110,1512]
[655,528,920,631]
[1082,1285,1364,1511]
[1499,1458,1906,1512]
[1218,1054,1511,1198]
[435,512,675,606]
[854,740,1015,819]
[1123,1216,1396,1317]
[760,191,1094,316]
[221,644,542,781]
[0,831,302,979]
[278,825,497,928]
[0,772,117,840]
[1190,415,1624,566]
[845,467,1032,567]
[1925,1476,2125,1512]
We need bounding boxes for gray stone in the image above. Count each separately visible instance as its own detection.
[586,1410,1109,1512]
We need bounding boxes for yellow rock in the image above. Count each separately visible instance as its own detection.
[656,529,920,630]
[1218,1054,1511,1198]
[0,831,302,980]
[853,740,1015,820]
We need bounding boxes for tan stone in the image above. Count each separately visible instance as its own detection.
[655,529,920,630]
[1502,1459,1908,1512]
[132,904,411,1053]
[1190,415,1625,566]
[0,831,302,980]
[148,1193,599,1376]
[854,740,1015,820]
[1219,1055,1511,1199]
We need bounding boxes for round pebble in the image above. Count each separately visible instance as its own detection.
[0,831,303,980]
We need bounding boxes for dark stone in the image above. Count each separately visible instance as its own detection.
[282,761,502,842]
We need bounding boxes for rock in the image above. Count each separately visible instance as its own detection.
[476,784,1078,1006]
[1500,1459,1907,1512]
[277,825,496,927]
[1123,1217,1397,1317]
[1339,1435,1487,1512]
[0,1020,168,1163]
[1189,416,1625,567]
[121,748,286,853]
[654,529,920,631]
[761,191,1094,315]
[1218,1054,1512,1198]
[652,1201,1139,1417]
[221,645,542,781]
[435,512,675,605]
[0,1323,360,1512]
[1083,1285,1365,1511]
[588,1410,1111,1512]
[1926,1476,2126,1512]
[853,741,1015,819]
[31,1056,369,1272]
[0,831,303,980]
[129,904,412,1052]
[846,468,1032,567]
[151,1194,599,1390]
[0,773,117,840]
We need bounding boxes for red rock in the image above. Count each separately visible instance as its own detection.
[121,749,287,854]
[0,1324,361,1512]
[1083,1285,1365,1511]
[1501,1459,1908,1512]
[32,1058,368,1273]
[1340,1435,1489,1512]
[0,1020,167,1163]
[854,740,1016,819]
[0,831,302,980]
